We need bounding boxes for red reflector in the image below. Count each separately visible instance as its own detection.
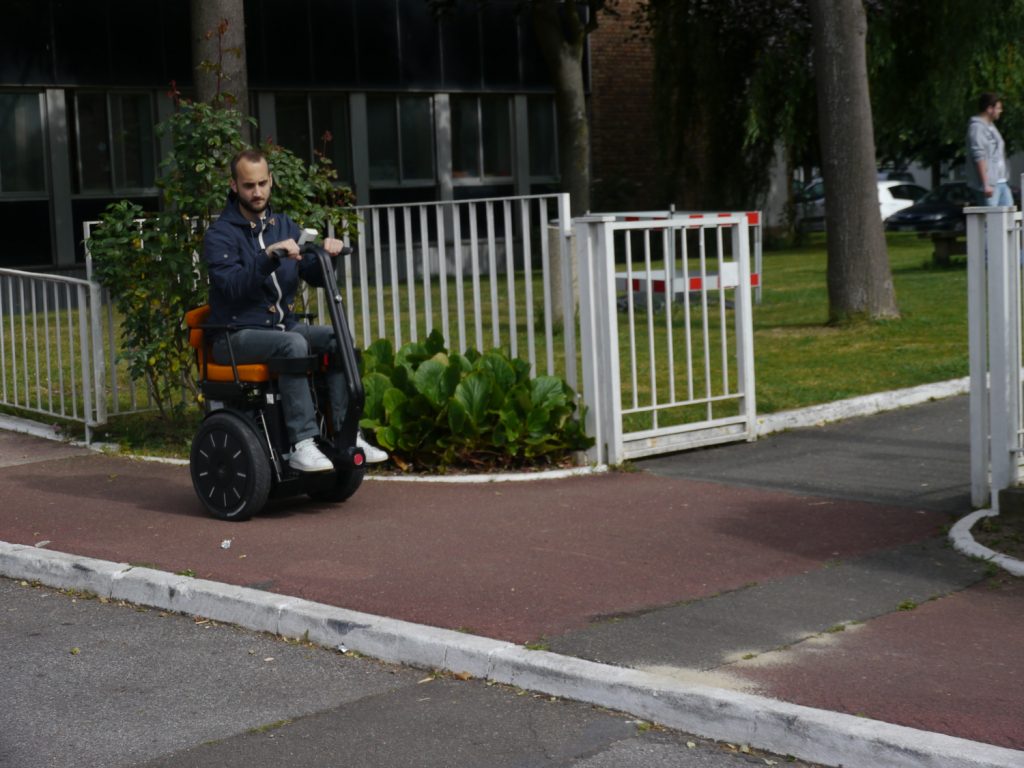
[354,453,365,466]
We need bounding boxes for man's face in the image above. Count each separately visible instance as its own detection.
[230,158,273,219]
[988,101,1004,122]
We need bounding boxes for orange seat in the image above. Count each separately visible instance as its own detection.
[184,305,271,383]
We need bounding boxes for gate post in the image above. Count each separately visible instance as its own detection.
[985,207,1019,507]
[731,218,757,440]
[576,215,623,466]
[966,207,990,508]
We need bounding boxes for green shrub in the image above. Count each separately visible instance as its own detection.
[360,330,593,470]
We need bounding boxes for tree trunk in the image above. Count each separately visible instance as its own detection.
[531,0,591,217]
[809,0,899,322]
[191,0,251,142]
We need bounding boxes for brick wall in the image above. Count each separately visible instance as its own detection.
[588,1,661,211]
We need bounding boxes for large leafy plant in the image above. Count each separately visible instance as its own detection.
[360,330,593,470]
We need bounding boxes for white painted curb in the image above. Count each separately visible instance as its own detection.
[2,542,1021,768]
[756,377,970,436]
[949,510,1024,578]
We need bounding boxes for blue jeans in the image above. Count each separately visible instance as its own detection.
[212,324,348,446]
[986,182,1014,207]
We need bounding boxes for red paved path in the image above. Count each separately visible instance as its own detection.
[1,439,1021,752]
[0,453,947,642]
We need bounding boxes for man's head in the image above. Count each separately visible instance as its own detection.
[978,93,1004,122]
[230,149,273,221]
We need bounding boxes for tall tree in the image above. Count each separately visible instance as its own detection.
[809,0,897,321]
[191,0,251,141]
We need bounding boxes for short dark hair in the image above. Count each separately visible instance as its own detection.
[979,93,1003,113]
[230,148,268,180]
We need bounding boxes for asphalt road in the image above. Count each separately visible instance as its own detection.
[0,577,821,768]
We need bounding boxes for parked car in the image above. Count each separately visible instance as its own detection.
[796,179,928,232]
[883,182,986,233]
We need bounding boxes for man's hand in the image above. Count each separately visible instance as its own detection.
[323,237,344,256]
[267,238,301,260]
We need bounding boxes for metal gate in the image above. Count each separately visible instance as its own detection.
[576,212,757,465]
[966,204,1024,508]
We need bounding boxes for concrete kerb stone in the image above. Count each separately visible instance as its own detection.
[949,509,1024,578]
[3,541,1023,768]
[755,377,970,436]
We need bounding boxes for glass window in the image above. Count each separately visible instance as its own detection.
[74,91,156,193]
[356,0,400,86]
[399,1,442,87]
[111,94,156,190]
[1,1,50,85]
[310,95,353,184]
[451,96,480,179]
[480,96,511,177]
[399,96,434,182]
[75,92,112,192]
[439,6,481,89]
[0,92,46,194]
[528,96,557,178]
[274,92,312,160]
[368,95,434,186]
[367,95,399,184]
[451,95,511,181]
[481,4,520,87]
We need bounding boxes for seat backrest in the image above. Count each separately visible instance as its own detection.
[185,305,211,350]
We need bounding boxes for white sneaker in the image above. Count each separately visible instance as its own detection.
[289,438,334,473]
[356,432,389,463]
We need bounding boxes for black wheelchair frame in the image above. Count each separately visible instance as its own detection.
[187,242,366,521]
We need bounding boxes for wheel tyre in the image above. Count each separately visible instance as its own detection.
[190,412,272,521]
[308,464,365,504]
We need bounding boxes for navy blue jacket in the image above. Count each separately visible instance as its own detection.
[203,194,326,334]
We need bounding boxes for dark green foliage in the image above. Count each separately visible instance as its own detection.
[360,330,593,471]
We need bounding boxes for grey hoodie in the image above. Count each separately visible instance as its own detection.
[966,115,1007,190]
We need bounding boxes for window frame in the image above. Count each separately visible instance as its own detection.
[450,93,514,187]
[71,89,159,198]
[367,93,437,189]
[0,90,50,201]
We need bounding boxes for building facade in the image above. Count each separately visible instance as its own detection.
[2,0,581,270]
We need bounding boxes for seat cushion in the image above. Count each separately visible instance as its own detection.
[185,305,271,383]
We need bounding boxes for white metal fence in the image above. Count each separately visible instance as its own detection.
[330,193,577,389]
[28,195,760,464]
[966,205,1024,508]
[576,211,757,465]
[0,269,106,440]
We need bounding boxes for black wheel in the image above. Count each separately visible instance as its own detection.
[308,464,365,504]
[190,412,272,521]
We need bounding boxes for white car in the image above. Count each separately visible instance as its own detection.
[797,179,928,232]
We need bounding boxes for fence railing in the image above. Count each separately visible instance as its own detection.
[327,193,577,389]
[64,196,761,463]
[575,211,757,465]
[966,205,1024,509]
[0,268,106,441]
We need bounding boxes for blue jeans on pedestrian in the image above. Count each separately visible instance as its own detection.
[212,324,347,446]
[986,182,1014,207]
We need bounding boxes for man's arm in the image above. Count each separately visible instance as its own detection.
[204,225,280,303]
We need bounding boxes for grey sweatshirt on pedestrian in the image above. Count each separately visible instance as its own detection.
[966,115,1008,190]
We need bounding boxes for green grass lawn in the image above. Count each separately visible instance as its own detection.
[753,232,967,413]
